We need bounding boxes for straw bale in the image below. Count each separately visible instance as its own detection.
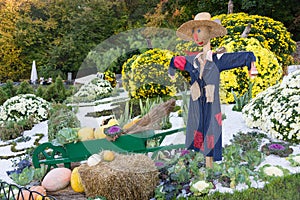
[78,153,159,200]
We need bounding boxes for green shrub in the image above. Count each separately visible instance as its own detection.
[16,80,34,95]
[54,76,66,102]
[47,104,80,141]
[42,83,58,102]
[0,117,35,141]
[35,85,45,98]
[0,87,8,105]
[2,80,17,98]
[42,76,67,103]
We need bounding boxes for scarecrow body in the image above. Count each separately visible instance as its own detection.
[169,51,256,161]
[169,12,257,166]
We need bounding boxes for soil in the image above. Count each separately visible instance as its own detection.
[48,186,87,200]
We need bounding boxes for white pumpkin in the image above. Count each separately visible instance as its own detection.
[87,154,102,167]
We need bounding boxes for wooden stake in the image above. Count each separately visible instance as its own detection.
[206,156,213,168]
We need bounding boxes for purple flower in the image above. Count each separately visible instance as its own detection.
[180,150,190,156]
[108,126,121,134]
[268,143,285,150]
[155,161,164,167]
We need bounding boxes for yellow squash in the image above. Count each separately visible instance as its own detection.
[70,167,85,193]
[78,127,94,141]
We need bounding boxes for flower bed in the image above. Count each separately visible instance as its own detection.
[219,37,282,103]
[242,70,300,143]
[153,131,299,199]
[70,78,113,103]
[0,94,49,124]
[122,48,188,99]
[211,13,296,68]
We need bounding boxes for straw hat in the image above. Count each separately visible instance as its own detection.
[176,12,227,41]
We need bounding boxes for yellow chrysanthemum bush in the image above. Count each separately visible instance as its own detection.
[175,38,203,55]
[219,37,282,103]
[104,70,116,88]
[122,54,138,91]
[212,13,296,68]
[123,48,187,99]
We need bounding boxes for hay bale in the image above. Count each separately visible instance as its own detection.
[78,153,159,200]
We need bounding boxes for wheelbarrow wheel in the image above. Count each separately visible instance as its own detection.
[32,142,71,172]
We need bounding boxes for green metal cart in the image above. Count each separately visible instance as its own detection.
[32,128,185,171]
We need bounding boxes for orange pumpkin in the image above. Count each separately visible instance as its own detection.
[17,186,46,200]
[30,186,47,200]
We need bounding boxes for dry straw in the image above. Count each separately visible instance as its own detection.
[78,153,159,200]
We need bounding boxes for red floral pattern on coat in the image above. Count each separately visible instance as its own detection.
[215,112,222,126]
[194,130,204,150]
[174,56,186,71]
[207,135,214,149]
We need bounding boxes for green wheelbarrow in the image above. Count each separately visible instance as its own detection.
[32,128,186,171]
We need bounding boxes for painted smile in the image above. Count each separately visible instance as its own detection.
[197,41,204,46]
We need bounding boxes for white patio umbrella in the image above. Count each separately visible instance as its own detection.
[30,60,38,84]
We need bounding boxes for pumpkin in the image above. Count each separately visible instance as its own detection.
[42,168,71,192]
[102,150,115,162]
[93,126,107,139]
[87,154,102,167]
[78,127,94,141]
[17,186,46,200]
[123,118,140,130]
[17,190,31,200]
[70,167,85,193]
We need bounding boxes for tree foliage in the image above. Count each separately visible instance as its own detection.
[0,0,299,83]
[145,0,300,41]
[0,0,143,82]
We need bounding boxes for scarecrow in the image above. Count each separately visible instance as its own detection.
[168,12,258,168]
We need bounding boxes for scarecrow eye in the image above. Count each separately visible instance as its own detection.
[192,28,194,33]
[197,29,201,33]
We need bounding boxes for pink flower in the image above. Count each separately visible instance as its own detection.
[180,150,190,156]
[268,144,285,150]
[108,126,121,134]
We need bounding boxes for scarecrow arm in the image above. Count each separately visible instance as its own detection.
[168,56,187,77]
[214,51,256,72]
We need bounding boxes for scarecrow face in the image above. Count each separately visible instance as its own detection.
[192,26,210,46]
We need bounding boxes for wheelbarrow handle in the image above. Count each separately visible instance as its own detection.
[147,127,186,145]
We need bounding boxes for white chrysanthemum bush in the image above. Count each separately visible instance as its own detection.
[73,78,113,102]
[242,70,300,143]
[219,37,282,103]
[0,94,50,124]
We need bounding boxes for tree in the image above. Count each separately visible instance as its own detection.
[144,0,300,41]
[0,0,30,81]
[0,0,140,82]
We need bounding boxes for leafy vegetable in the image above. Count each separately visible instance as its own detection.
[52,127,79,145]
[9,166,46,186]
